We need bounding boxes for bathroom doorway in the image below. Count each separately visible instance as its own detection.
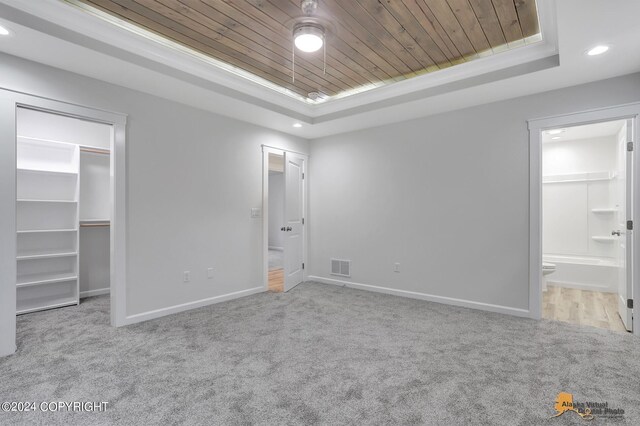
[539,119,633,332]
[267,152,285,292]
[262,146,308,294]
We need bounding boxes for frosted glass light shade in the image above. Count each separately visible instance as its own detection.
[294,25,324,53]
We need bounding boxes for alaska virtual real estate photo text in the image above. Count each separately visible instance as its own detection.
[1,0,640,424]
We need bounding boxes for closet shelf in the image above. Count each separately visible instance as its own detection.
[17,167,78,177]
[17,274,78,288]
[17,199,77,204]
[591,208,617,213]
[17,228,78,234]
[592,236,616,243]
[17,252,78,261]
[17,300,78,315]
[18,135,110,153]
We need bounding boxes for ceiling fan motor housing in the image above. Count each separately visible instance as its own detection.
[301,0,318,16]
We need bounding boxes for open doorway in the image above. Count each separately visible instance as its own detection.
[1,91,127,356]
[15,108,112,315]
[262,146,307,294]
[267,153,285,292]
[540,119,632,332]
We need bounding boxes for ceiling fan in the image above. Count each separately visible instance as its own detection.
[288,0,333,86]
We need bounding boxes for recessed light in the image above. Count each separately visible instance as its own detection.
[548,129,564,135]
[586,45,609,56]
[551,136,561,140]
[0,25,10,36]
[293,123,303,128]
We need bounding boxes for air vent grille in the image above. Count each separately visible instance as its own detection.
[330,258,351,277]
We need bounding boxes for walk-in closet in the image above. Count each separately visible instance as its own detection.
[16,108,112,314]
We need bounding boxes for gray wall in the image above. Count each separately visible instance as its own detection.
[308,72,640,312]
[0,52,309,317]
[268,172,284,249]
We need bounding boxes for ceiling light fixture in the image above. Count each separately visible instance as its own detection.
[293,123,303,128]
[294,23,324,53]
[547,129,563,135]
[586,45,609,56]
[291,0,327,83]
[551,136,561,140]
[0,25,10,36]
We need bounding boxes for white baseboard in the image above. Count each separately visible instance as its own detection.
[80,288,110,298]
[308,275,531,318]
[547,280,616,293]
[120,286,265,326]
[268,246,284,251]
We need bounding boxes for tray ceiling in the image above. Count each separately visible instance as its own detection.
[75,0,541,101]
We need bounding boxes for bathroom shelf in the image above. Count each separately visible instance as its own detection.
[592,236,615,243]
[592,208,617,213]
[543,171,616,184]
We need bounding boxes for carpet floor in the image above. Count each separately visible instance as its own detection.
[1,282,639,425]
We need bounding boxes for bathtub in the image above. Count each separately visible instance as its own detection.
[543,254,620,293]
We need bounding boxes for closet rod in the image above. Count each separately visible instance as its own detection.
[80,222,110,228]
[80,146,110,155]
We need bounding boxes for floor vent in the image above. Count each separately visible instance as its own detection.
[331,259,351,277]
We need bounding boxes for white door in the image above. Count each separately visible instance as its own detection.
[616,119,633,331]
[283,152,304,292]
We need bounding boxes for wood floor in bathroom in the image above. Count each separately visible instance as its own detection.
[268,268,284,293]
[543,285,628,332]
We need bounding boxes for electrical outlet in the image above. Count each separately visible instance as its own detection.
[183,271,190,283]
[207,268,214,279]
[394,263,400,273]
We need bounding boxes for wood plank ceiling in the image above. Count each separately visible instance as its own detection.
[77,0,540,100]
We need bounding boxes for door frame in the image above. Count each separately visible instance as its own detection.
[0,89,128,357]
[261,145,309,292]
[528,102,640,335]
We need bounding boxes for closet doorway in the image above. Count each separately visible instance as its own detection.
[16,107,112,314]
[262,146,307,293]
[0,92,126,356]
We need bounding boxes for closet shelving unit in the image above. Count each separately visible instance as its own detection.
[16,137,80,314]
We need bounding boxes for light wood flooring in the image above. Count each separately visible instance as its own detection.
[543,285,628,332]
[268,269,284,293]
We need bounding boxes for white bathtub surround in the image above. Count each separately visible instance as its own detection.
[542,126,625,293]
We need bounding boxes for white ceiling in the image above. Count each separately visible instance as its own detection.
[542,120,626,143]
[0,0,639,139]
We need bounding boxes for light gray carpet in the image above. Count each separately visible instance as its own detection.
[268,249,283,270]
[1,282,639,425]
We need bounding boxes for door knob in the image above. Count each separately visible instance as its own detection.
[280,227,286,231]
[612,230,622,236]
[286,226,292,232]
